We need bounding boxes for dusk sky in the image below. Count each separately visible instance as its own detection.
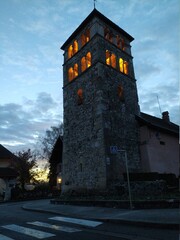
[0,0,179,154]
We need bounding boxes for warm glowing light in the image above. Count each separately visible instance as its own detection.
[119,58,124,73]
[106,50,116,68]
[57,178,62,184]
[77,89,83,105]
[124,61,128,74]
[106,50,110,65]
[68,45,73,59]
[73,40,78,54]
[68,40,78,59]
[81,52,91,72]
[119,58,128,75]
[81,29,90,47]
[68,67,74,81]
[81,56,86,72]
[111,53,116,68]
[86,52,91,68]
[74,63,78,77]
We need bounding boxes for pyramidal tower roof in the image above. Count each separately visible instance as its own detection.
[61,8,134,50]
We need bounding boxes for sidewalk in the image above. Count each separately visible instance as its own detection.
[22,199,179,229]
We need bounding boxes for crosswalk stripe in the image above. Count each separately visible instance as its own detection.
[2,224,55,239]
[27,221,81,233]
[0,234,14,240]
[49,216,102,227]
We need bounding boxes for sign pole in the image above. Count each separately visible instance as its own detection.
[124,150,133,209]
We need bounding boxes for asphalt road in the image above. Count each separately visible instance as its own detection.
[0,201,178,240]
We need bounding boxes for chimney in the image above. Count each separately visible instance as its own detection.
[162,111,170,123]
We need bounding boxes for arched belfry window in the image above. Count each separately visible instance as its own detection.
[119,58,128,75]
[73,40,78,54]
[104,27,113,42]
[68,63,79,81]
[81,29,90,47]
[68,67,74,81]
[81,52,91,72]
[68,40,78,59]
[106,50,116,68]
[68,45,73,59]
[117,36,125,50]
[81,57,86,72]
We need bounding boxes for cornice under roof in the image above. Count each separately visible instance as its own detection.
[61,9,134,50]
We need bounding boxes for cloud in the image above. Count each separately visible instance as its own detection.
[0,92,62,152]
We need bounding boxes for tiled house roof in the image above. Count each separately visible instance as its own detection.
[136,112,179,136]
[0,144,17,160]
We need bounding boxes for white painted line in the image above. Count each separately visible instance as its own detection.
[49,216,102,227]
[28,221,81,233]
[2,224,55,239]
[0,234,14,240]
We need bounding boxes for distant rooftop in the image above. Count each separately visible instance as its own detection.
[137,112,179,136]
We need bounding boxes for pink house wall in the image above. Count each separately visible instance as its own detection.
[140,126,179,177]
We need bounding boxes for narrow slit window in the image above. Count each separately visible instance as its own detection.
[77,89,83,105]
[68,67,74,81]
[118,85,124,101]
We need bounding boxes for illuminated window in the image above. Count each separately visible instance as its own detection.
[118,85,124,101]
[104,28,113,42]
[81,52,91,72]
[119,58,123,72]
[106,50,116,68]
[74,63,78,78]
[68,63,78,81]
[111,53,116,68]
[68,40,78,59]
[73,40,78,54]
[81,29,90,47]
[77,89,83,105]
[68,67,74,81]
[119,58,128,75]
[68,45,73,59]
[117,36,125,50]
[81,57,86,72]
[124,61,128,74]
[86,52,91,68]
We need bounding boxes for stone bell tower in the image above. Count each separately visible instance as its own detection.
[61,9,141,194]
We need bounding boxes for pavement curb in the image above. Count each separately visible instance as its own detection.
[22,205,179,230]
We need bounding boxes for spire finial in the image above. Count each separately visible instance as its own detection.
[94,0,97,9]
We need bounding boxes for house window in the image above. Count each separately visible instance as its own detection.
[119,58,128,75]
[77,89,83,105]
[68,63,78,81]
[81,52,91,72]
[106,50,116,68]
[68,40,78,59]
[81,29,90,47]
